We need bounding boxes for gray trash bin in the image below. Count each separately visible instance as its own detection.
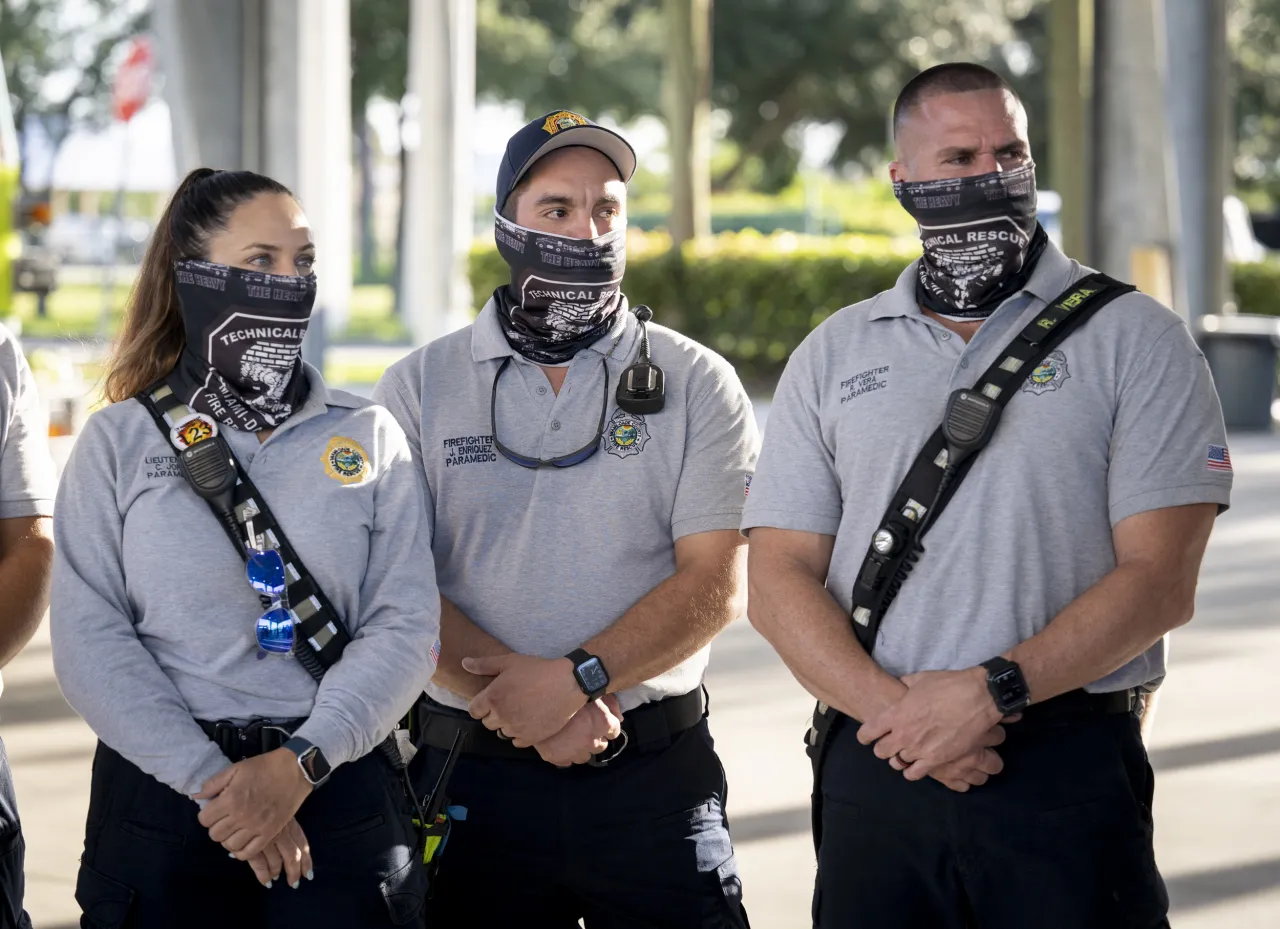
[1197,314,1280,431]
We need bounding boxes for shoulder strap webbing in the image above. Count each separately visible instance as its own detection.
[848,272,1136,653]
[136,385,354,676]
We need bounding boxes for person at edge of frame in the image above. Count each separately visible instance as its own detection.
[0,320,57,929]
[50,168,440,929]
[743,63,1231,929]
[374,109,759,928]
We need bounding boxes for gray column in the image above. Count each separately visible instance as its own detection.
[1092,0,1182,315]
[152,0,353,366]
[401,0,476,348]
[1163,0,1228,322]
[1047,0,1093,263]
[151,0,246,171]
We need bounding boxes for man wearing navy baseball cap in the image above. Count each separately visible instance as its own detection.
[376,110,758,925]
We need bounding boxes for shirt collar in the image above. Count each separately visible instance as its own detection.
[261,363,359,439]
[869,237,1078,322]
[470,296,640,365]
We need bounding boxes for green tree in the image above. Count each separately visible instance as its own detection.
[0,0,149,195]
[476,0,663,123]
[351,0,410,284]
[475,0,1041,192]
[1231,0,1280,208]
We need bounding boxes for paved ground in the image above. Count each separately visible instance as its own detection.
[6,430,1279,927]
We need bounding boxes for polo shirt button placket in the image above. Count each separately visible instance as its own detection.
[551,421,561,431]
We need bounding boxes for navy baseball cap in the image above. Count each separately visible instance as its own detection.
[496,110,637,212]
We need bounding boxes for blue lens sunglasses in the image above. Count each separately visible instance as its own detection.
[245,520,295,655]
[490,356,609,469]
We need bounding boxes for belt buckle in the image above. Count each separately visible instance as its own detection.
[586,729,629,768]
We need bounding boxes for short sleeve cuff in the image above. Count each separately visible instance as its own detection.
[0,498,54,519]
[1109,483,1232,527]
[740,507,842,537]
[671,512,746,540]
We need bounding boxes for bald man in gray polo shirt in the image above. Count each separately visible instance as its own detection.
[745,64,1229,928]
[375,110,756,927]
[0,324,54,928]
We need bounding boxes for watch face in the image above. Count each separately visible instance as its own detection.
[577,657,609,694]
[300,746,331,783]
[991,667,1028,706]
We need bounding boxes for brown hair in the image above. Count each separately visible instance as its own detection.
[103,168,294,402]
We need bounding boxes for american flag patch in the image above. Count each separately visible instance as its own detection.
[1207,444,1233,473]
[429,639,442,664]
[745,473,753,497]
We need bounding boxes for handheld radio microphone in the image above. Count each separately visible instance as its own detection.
[616,305,665,414]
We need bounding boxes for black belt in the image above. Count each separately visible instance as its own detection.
[417,687,708,766]
[198,717,305,763]
[1015,687,1137,726]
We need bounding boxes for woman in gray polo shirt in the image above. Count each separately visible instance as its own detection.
[50,169,439,928]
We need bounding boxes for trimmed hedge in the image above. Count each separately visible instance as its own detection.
[470,231,1280,382]
[1232,260,1280,318]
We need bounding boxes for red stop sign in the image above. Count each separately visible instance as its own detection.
[113,37,153,123]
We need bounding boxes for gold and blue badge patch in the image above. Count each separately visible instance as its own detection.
[542,111,587,135]
[323,436,371,484]
[169,412,219,450]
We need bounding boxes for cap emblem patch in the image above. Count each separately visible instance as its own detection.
[542,111,587,135]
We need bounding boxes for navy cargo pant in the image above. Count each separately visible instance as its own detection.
[813,704,1170,928]
[75,742,427,929]
[0,738,31,929]
[413,717,750,928]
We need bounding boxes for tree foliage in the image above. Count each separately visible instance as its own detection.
[476,0,662,123]
[474,0,1041,191]
[0,0,149,190]
[1231,0,1280,208]
[350,0,410,117]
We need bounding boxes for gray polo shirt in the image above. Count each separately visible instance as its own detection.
[0,324,54,521]
[375,300,759,712]
[741,241,1232,693]
[51,366,440,797]
[0,324,56,703]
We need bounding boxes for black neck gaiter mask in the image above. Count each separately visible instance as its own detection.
[894,162,1047,320]
[492,211,626,365]
[167,259,315,431]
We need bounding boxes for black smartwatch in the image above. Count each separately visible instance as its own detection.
[981,658,1031,715]
[282,737,332,788]
[566,648,610,701]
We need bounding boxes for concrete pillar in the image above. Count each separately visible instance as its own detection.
[152,0,352,365]
[1091,0,1182,314]
[1163,0,1228,321]
[401,0,476,347]
[1047,0,1093,263]
[151,0,246,170]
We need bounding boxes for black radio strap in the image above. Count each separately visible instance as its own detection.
[846,272,1135,654]
[136,383,353,679]
[805,272,1136,852]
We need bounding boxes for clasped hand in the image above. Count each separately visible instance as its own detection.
[857,668,1016,792]
[194,749,315,887]
[464,653,623,766]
